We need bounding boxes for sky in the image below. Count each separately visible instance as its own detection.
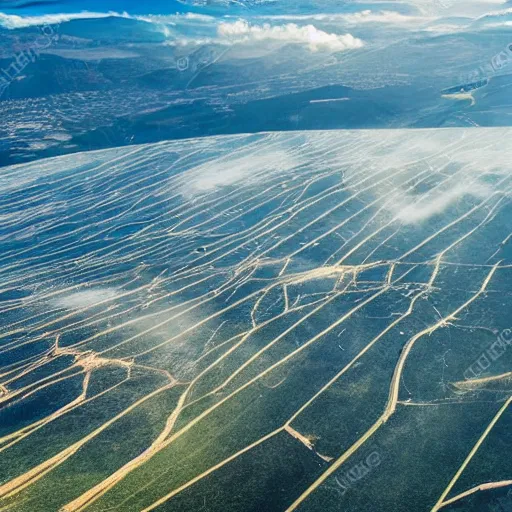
[0,0,510,17]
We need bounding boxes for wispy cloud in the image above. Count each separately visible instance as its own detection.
[393,181,492,224]
[178,149,299,199]
[0,11,130,29]
[258,10,426,25]
[52,288,120,309]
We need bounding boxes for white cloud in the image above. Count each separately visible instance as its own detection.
[394,182,493,224]
[0,11,218,30]
[337,10,425,24]
[136,12,215,26]
[255,10,424,24]
[0,11,130,29]
[179,150,299,199]
[52,288,120,309]
[216,20,364,52]
[0,11,363,53]
[473,4,512,17]
[348,10,423,24]
[472,6,512,25]
[406,0,509,17]
[422,23,466,33]
[182,13,216,21]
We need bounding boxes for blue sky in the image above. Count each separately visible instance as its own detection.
[1,0,256,16]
